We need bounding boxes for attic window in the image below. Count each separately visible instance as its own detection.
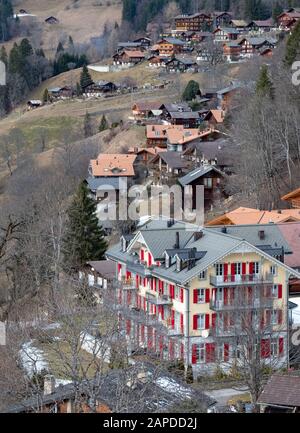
[176,256,182,272]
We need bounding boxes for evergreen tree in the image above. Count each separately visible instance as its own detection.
[19,38,33,58]
[80,64,93,91]
[285,20,300,66]
[0,0,13,42]
[63,181,107,271]
[56,41,64,55]
[99,114,109,132]
[272,2,283,22]
[84,111,93,138]
[256,64,274,98]
[182,80,200,101]
[42,88,49,103]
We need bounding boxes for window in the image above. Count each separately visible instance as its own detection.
[216,263,224,276]
[234,262,242,275]
[204,177,213,188]
[271,310,278,325]
[270,265,277,276]
[271,284,278,298]
[196,343,205,362]
[253,262,260,274]
[218,345,223,362]
[271,339,278,356]
[199,270,206,280]
[196,288,205,303]
[196,314,205,330]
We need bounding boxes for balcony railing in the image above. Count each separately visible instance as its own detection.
[210,273,274,287]
[146,292,173,306]
[210,297,275,311]
[120,278,138,291]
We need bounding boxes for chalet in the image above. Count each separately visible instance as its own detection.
[133,37,152,48]
[149,151,188,175]
[27,100,42,110]
[83,81,118,97]
[45,16,59,24]
[117,42,144,52]
[258,374,300,413]
[277,10,300,30]
[238,37,277,57]
[229,20,249,31]
[113,50,145,67]
[212,12,233,28]
[132,102,162,121]
[213,27,240,42]
[260,47,273,57]
[174,31,212,44]
[166,127,215,152]
[179,165,224,210]
[48,86,73,99]
[206,207,300,226]
[79,260,116,302]
[223,42,241,62]
[148,55,169,68]
[204,109,225,126]
[183,138,235,173]
[169,111,202,128]
[277,222,300,271]
[86,153,137,201]
[146,125,183,148]
[165,57,199,73]
[6,366,215,413]
[247,19,274,32]
[282,188,300,209]
[156,38,185,57]
[200,88,219,100]
[128,146,166,163]
[161,102,191,117]
[175,13,212,32]
[217,85,239,110]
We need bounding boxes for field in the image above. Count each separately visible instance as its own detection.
[5,0,122,57]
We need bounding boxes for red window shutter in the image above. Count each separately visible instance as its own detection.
[140,249,144,261]
[224,343,229,362]
[193,289,199,304]
[278,284,283,299]
[212,313,216,328]
[278,309,283,325]
[159,336,164,351]
[205,314,210,330]
[171,310,175,329]
[161,306,164,320]
[249,262,254,274]
[136,275,139,288]
[148,252,152,266]
[279,337,284,355]
[118,263,122,273]
[193,315,199,330]
[180,288,184,303]
[205,288,210,303]
[153,278,157,292]
[141,324,145,341]
[242,263,246,275]
[127,291,131,305]
[154,305,157,316]
[192,344,197,364]
[206,343,215,363]
[180,313,184,333]
[231,263,235,282]
[126,320,131,335]
[224,263,228,282]
[266,309,271,326]
[126,271,131,279]
[261,339,270,359]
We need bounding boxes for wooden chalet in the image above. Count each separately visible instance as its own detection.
[45,16,59,24]
[223,42,241,61]
[213,27,240,42]
[27,100,42,110]
[132,102,162,121]
[247,19,274,32]
[238,37,277,57]
[229,20,249,31]
[178,164,225,210]
[149,151,188,176]
[175,13,212,32]
[83,81,118,97]
[113,50,145,66]
[217,85,239,111]
[212,12,233,28]
[277,9,300,30]
[48,86,73,99]
[156,37,185,57]
[165,57,199,73]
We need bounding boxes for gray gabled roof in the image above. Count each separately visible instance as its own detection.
[86,177,122,192]
[178,165,223,187]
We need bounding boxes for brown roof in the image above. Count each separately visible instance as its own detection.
[128,146,166,155]
[146,124,183,140]
[206,207,300,226]
[208,110,225,123]
[282,187,300,202]
[133,102,162,112]
[166,127,215,145]
[258,374,300,407]
[123,50,145,58]
[90,154,136,177]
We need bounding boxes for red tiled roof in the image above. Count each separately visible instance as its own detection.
[90,154,136,177]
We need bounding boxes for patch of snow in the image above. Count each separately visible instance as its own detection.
[291,297,300,325]
[55,379,72,386]
[20,341,49,377]
[155,377,192,399]
[80,332,110,362]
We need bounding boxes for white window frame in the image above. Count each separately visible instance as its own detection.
[270,265,277,276]
[271,310,278,325]
[196,288,206,304]
[199,270,206,280]
[253,262,260,275]
[197,314,205,330]
[271,284,278,298]
[271,339,278,356]
[196,343,205,363]
[216,263,224,276]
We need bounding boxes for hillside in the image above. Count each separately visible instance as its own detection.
[5,0,122,56]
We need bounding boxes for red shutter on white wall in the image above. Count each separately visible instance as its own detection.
[193,315,198,330]
[278,284,283,299]
[193,289,198,304]
[205,314,210,330]
[205,289,210,303]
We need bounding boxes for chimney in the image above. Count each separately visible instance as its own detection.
[194,231,203,241]
[44,375,56,396]
[259,230,265,240]
[175,231,180,249]
[221,226,227,234]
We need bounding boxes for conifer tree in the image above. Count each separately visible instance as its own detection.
[256,64,274,99]
[98,115,109,132]
[182,80,200,101]
[80,64,93,91]
[42,88,49,103]
[63,181,107,271]
[285,20,300,66]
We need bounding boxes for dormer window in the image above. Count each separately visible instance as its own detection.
[176,256,182,272]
